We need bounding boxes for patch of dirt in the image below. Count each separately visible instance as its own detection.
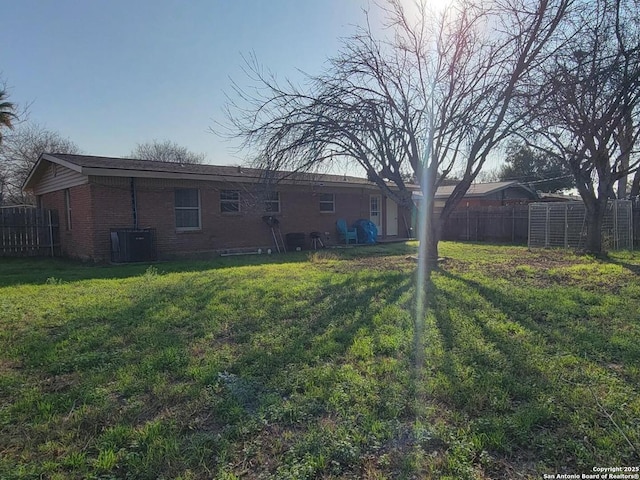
[439,250,600,288]
[324,255,416,273]
[490,250,586,272]
[0,358,23,374]
[39,372,80,393]
[486,453,543,480]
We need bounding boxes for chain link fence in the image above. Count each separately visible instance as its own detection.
[528,200,633,250]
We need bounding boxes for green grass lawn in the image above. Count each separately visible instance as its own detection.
[1,242,639,479]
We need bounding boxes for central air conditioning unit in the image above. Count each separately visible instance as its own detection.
[110,229,157,263]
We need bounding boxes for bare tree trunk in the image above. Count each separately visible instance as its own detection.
[427,212,441,263]
[617,172,628,199]
[582,170,612,255]
[615,111,633,199]
[584,200,606,254]
[416,189,439,261]
[630,169,640,198]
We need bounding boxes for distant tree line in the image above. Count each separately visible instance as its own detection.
[129,140,206,164]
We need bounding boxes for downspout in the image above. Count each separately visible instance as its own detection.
[130,177,138,229]
[48,209,54,257]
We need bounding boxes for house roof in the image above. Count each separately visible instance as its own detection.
[537,192,582,202]
[410,180,538,202]
[28,154,529,201]
[434,181,532,199]
[23,153,386,190]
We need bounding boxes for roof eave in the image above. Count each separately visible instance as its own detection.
[24,153,391,191]
[81,167,381,189]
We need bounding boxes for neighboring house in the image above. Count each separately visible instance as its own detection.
[411,180,540,210]
[411,181,540,244]
[434,181,539,208]
[23,154,413,261]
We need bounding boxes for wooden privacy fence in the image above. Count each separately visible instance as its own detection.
[0,207,59,257]
[440,205,530,244]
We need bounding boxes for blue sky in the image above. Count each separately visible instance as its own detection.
[1,0,378,165]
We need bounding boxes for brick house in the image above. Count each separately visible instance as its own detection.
[411,180,540,214]
[409,181,540,244]
[23,154,414,261]
[434,181,539,208]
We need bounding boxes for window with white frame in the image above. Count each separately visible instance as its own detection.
[264,191,280,213]
[175,188,201,230]
[319,193,335,213]
[220,190,240,213]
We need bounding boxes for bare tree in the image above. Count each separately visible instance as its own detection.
[521,0,640,254]
[0,123,80,205]
[130,140,206,164]
[223,0,570,263]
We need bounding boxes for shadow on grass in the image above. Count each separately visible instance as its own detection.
[0,253,309,288]
[606,257,640,276]
[233,271,413,376]
[427,272,557,443]
[2,261,416,478]
[442,269,639,367]
[428,267,640,470]
[0,242,418,288]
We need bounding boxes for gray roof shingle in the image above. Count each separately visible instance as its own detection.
[45,153,377,185]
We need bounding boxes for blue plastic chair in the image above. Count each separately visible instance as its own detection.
[336,219,358,244]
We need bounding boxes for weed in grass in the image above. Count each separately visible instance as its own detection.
[45,276,64,285]
[348,331,375,361]
[98,424,133,451]
[95,448,118,471]
[62,450,88,469]
[215,471,241,480]
[307,250,340,263]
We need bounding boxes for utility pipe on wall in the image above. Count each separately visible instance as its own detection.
[130,177,138,229]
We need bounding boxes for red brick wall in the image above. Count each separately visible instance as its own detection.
[90,177,138,261]
[42,176,411,260]
[128,179,376,257]
[39,190,66,252]
[40,184,95,259]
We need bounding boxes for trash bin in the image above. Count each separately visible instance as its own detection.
[354,219,378,244]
